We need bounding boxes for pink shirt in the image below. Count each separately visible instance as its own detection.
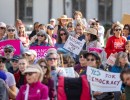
[16,81,48,100]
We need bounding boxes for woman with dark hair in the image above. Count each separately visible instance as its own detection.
[37,58,55,100]
[55,28,69,48]
[30,30,50,46]
[123,24,130,40]
[29,22,40,40]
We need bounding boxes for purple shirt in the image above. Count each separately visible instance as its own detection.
[74,64,87,75]
[16,81,48,100]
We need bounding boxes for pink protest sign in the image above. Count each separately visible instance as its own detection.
[88,47,103,54]
[30,46,56,59]
[0,40,20,55]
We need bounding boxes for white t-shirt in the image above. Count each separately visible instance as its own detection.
[5,72,16,87]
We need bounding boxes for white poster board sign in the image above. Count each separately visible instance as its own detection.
[87,66,122,92]
[58,67,75,78]
[63,35,85,55]
[106,53,117,66]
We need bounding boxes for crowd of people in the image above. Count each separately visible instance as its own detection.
[0,10,130,100]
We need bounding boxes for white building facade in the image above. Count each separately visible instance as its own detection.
[0,0,130,25]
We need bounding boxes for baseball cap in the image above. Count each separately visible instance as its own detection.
[0,22,6,28]
[25,49,37,57]
[47,25,54,30]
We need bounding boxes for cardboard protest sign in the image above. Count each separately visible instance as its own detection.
[63,35,85,55]
[122,14,130,25]
[30,46,55,59]
[87,66,122,92]
[0,40,20,55]
[57,67,75,77]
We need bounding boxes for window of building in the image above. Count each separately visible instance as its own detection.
[72,0,86,18]
[19,0,33,22]
[98,0,112,24]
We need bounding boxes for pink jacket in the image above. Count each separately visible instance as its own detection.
[16,81,48,100]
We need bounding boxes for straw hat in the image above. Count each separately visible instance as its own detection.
[57,15,72,21]
[84,28,98,36]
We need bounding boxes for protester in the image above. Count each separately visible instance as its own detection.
[49,18,56,27]
[0,22,6,40]
[14,57,28,88]
[111,52,130,100]
[0,54,17,99]
[37,58,55,100]
[73,11,87,28]
[123,24,130,40]
[16,64,49,100]
[54,15,72,34]
[3,45,15,70]
[8,55,20,74]
[55,28,69,48]
[120,68,130,100]
[30,30,50,46]
[38,24,46,31]
[105,23,126,58]
[67,22,75,36]
[29,22,40,40]
[24,49,38,64]
[15,19,23,31]
[74,50,88,75]
[17,23,30,47]
[2,25,25,54]
[125,40,130,62]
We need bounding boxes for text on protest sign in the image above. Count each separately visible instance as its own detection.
[63,35,85,55]
[87,66,122,92]
[30,46,56,59]
[0,40,20,55]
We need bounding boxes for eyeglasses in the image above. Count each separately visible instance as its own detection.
[86,58,95,61]
[11,60,18,63]
[40,65,47,68]
[60,33,67,36]
[4,50,12,53]
[0,27,5,30]
[8,29,15,32]
[37,34,44,37]
[48,58,57,61]
[63,61,68,64]
[26,54,31,56]
[115,29,121,31]
[67,26,72,28]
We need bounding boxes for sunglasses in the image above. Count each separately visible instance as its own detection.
[0,27,5,30]
[91,23,97,26]
[63,61,68,64]
[11,60,18,63]
[26,54,31,56]
[4,50,12,53]
[48,58,57,61]
[115,29,121,31]
[40,65,47,68]
[60,33,67,36]
[8,29,15,32]
[37,34,44,37]
[49,28,54,30]
[86,58,95,61]
[19,27,24,29]
[67,26,72,28]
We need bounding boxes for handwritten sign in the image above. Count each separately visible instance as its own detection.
[106,53,117,66]
[63,35,85,55]
[87,66,122,92]
[58,67,76,78]
[0,40,20,55]
[122,14,130,25]
[30,46,55,59]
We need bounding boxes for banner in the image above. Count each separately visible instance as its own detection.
[87,66,122,92]
[0,40,20,55]
[30,46,55,59]
[63,35,85,55]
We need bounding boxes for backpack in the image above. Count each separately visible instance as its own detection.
[58,75,91,100]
